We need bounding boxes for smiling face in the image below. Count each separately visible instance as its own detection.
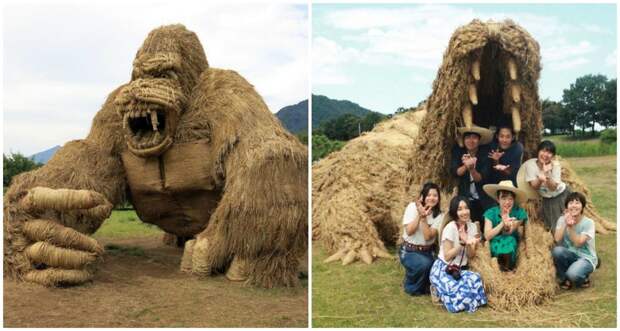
[537,148,554,164]
[457,200,471,222]
[497,128,514,150]
[424,188,439,208]
[498,190,515,212]
[463,133,481,151]
[114,25,207,157]
[566,199,584,217]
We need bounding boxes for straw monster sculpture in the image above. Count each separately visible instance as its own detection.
[4,24,307,288]
[313,19,614,309]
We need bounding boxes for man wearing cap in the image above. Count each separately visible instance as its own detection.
[482,180,528,271]
[450,126,495,233]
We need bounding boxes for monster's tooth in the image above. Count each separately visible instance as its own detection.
[511,84,521,103]
[511,106,521,134]
[471,60,481,81]
[463,104,473,128]
[123,113,129,129]
[508,58,518,80]
[468,84,478,105]
[151,111,159,131]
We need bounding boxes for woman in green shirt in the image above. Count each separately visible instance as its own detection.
[482,180,528,271]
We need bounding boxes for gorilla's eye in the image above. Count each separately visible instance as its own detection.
[155,70,178,80]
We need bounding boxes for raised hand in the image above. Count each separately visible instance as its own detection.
[488,149,505,162]
[458,226,468,243]
[564,209,575,227]
[542,161,553,174]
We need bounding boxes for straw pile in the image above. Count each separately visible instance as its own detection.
[5,24,307,288]
[313,109,426,263]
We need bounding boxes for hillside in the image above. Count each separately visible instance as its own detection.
[312,95,376,128]
[275,99,308,134]
[29,145,60,164]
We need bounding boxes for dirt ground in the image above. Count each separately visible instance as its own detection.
[4,236,308,327]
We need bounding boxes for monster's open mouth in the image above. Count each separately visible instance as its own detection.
[463,41,521,133]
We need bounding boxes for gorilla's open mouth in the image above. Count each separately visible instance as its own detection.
[123,106,168,150]
[115,78,186,157]
[463,40,521,131]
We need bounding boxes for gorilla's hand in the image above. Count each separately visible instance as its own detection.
[5,187,112,286]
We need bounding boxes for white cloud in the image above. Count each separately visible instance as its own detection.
[314,4,607,84]
[3,2,308,154]
[605,49,617,67]
[312,37,360,85]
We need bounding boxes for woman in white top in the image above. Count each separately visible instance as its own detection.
[429,196,487,313]
[399,182,444,295]
[522,140,569,230]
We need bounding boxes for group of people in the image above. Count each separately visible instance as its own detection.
[399,125,598,313]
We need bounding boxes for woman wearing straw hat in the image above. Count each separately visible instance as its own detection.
[520,140,569,231]
[429,196,487,313]
[450,126,495,232]
[482,180,528,271]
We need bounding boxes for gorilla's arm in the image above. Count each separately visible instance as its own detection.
[186,68,308,287]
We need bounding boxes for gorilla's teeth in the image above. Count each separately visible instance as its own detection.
[511,106,521,134]
[151,111,159,131]
[468,84,478,105]
[511,84,521,103]
[463,104,473,128]
[471,60,481,81]
[508,58,517,80]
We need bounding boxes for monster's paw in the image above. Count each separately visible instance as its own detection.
[323,239,394,266]
[6,187,111,286]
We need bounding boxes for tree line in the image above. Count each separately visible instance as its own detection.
[543,74,616,136]
[3,153,42,190]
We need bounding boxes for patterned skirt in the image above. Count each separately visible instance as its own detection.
[429,259,487,313]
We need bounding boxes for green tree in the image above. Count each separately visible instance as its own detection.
[3,153,42,188]
[542,99,568,135]
[562,74,609,136]
[599,78,617,128]
[295,132,308,145]
[360,112,387,132]
[321,113,362,141]
[312,134,345,161]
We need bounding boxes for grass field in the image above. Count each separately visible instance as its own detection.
[545,135,616,157]
[312,155,616,327]
[93,210,163,239]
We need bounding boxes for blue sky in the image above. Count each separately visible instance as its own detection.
[3,2,308,156]
[313,3,617,114]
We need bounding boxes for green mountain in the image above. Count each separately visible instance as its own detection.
[275,99,308,134]
[312,94,375,128]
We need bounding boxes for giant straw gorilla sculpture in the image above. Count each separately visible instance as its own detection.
[4,24,308,288]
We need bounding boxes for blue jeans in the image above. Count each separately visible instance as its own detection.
[399,246,434,295]
[552,246,594,287]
